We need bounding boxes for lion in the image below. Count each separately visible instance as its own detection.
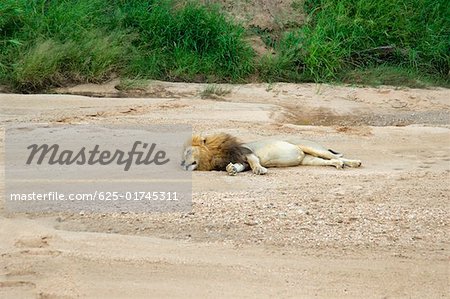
[181,133,362,175]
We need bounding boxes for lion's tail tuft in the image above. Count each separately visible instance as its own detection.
[328,149,343,157]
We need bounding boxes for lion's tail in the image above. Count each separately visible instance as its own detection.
[328,149,343,157]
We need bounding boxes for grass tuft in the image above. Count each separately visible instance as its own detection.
[200,84,231,98]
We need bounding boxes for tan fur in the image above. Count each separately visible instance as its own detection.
[189,135,212,171]
[181,133,362,175]
[183,133,250,171]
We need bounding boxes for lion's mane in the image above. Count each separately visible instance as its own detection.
[191,133,252,171]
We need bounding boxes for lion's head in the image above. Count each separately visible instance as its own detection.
[181,133,251,171]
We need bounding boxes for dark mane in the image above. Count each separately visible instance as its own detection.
[205,134,252,171]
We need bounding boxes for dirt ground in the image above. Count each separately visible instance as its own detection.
[0,81,449,298]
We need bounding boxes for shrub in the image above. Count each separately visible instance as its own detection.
[262,0,449,83]
[0,0,254,91]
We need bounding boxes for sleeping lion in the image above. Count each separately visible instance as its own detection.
[181,133,361,175]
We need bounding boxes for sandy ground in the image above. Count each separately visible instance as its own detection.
[0,81,449,298]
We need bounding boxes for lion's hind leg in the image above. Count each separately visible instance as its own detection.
[300,155,344,169]
[340,158,362,168]
[303,147,361,168]
[297,145,342,160]
[300,155,361,169]
[288,140,361,168]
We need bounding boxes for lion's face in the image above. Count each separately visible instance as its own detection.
[181,145,201,171]
[181,134,242,171]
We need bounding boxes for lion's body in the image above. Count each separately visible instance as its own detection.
[181,133,361,175]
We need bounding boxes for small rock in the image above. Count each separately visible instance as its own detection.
[244,221,258,226]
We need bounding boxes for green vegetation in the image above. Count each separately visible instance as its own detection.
[200,84,231,98]
[0,0,130,91]
[261,0,449,85]
[339,66,448,89]
[0,0,253,91]
[0,0,448,92]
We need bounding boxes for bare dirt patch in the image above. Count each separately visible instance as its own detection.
[205,0,305,30]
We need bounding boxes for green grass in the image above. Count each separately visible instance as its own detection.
[121,0,254,81]
[339,65,450,88]
[116,78,150,91]
[200,84,231,98]
[0,0,130,91]
[0,0,254,92]
[0,0,448,91]
[260,0,449,85]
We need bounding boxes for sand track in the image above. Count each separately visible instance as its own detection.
[1,82,449,298]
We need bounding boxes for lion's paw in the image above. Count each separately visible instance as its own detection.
[332,160,345,169]
[226,163,238,176]
[253,166,268,175]
[346,160,362,168]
